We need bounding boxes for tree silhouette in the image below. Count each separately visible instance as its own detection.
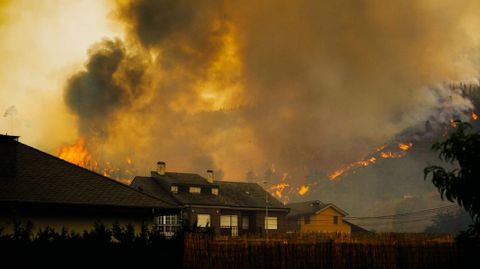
[424,120,480,237]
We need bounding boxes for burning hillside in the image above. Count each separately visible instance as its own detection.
[57,138,133,184]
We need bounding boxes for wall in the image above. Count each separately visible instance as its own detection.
[299,207,351,234]
[185,207,289,235]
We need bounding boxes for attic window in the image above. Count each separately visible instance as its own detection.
[171,185,178,193]
[189,187,201,194]
[212,188,219,195]
[333,216,339,224]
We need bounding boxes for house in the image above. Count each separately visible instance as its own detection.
[130,162,290,236]
[286,200,352,234]
[0,134,179,234]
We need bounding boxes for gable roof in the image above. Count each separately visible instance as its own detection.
[343,220,370,233]
[287,200,348,218]
[0,136,175,209]
[156,172,219,186]
[131,175,288,210]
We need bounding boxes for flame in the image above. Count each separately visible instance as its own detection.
[298,185,309,196]
[472,111,478,121]
[398,143,413,151]
[57,138,134,185]
[380,151,404,159]
[328,142,413,180]
[328,156,377,180]
[57,138,93,168]
[268,183,289,199]
[450,119,457,128]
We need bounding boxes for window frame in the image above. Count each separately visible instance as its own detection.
[264,216,278,230]
[171,185,178,193]
[196,214,211,227]
[189,186,201,194]
[211,188,219,195]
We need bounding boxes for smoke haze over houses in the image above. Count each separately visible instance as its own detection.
[2,0,480,225]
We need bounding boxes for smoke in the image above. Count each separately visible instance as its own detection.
[61,0,480,205]
[64,38,148,137]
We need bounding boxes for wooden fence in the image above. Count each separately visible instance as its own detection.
[183,233,478,269]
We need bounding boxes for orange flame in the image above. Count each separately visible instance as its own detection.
[328,142,413,180]
[268,183,290,199]
[472,111,478,121]
[57,138,93,168]
[328,156,377,180]
[398,143,413,151]
[298,185,309,196]
[57,138,133,185]
[450,119,457,128]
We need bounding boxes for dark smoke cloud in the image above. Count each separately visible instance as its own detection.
[62,0,480,219]
[64,38,147,136]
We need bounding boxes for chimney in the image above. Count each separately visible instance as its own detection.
[157,161,166,175]
[206,170,214,183]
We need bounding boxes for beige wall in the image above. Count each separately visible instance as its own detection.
[299,207,351,234]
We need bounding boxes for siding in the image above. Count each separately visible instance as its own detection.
[299,207,351,234]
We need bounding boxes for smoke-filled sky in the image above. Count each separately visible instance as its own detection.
[1,0,480,192]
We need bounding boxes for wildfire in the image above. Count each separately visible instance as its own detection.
[298,185,309,196]
[328,142,413,180]
[268,183,290,199]
[398,143,413,151]
[472,111,478,121]
[57,138,93,168]
[56,138,134,185]
[328,156,377,180]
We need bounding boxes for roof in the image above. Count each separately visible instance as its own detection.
[153,172,219,186]
[344,220,370,233]
[131,175,288,210]
[287,200,348,218]
[0,135,175,209]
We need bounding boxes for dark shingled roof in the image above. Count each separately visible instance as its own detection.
[287,200,326,217]
[160,172,217,186]
[344,220,370,233]
[0,136,175,209]
[131,174,287,210]
[287,200,348,218]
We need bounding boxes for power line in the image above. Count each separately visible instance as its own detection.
[344,205,458,220]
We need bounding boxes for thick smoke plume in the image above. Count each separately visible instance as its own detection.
[63,0,480,213]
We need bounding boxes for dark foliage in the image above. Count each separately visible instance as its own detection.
[425,210,473,234]
[0,220,183,267]
[425,120,480,238]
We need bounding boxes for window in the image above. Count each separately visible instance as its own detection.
[197,214,211,227]
[171,185,178,193]
[304,215,310,224]
[221,215,238,236]
[264,217,278,230]
[211,188,219,195]
[189,186,201,194]
[333,216,338,224]
[242,216,249,230]
[155,215,181,236]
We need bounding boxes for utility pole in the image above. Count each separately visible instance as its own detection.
[263,180,269,240]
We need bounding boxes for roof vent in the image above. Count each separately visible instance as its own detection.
[206,170,214,183]
[157,161,166,175]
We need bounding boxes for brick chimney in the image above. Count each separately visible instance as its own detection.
[206,170,214,183]
[157,161,166,175]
